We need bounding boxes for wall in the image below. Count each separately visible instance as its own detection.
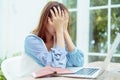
[0,0,47,58]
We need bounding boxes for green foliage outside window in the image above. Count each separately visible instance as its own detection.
[89,9,108,53]
[90,0,108,7]
[111,0,120,4]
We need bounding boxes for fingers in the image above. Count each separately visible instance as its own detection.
[61,10,65,17]
[51,6,63,17]
[50,9,55,18]
[64,10,69,20]
[49,6,69,21]
[53,7,58,16]
[58,6,61,16]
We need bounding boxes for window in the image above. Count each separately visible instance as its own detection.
[89,0,120,63]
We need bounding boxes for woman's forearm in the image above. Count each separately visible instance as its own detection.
[56,31,65,48]
[64,31,74,52]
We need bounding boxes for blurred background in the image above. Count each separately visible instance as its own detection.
[0,0,120,70]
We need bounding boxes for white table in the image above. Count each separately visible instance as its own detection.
[17,61,120,80]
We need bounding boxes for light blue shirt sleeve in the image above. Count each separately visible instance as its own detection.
[66,48,84,67]
[24,34,67,68]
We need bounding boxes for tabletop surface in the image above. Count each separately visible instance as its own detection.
[17,61,120,80]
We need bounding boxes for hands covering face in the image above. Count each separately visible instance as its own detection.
[48,6,69,33]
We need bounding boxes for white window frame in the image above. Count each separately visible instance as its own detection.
[76,0,89,65]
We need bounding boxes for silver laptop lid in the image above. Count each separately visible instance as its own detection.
[103,33,120,69]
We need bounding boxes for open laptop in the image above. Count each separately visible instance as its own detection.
[59,33,120,78]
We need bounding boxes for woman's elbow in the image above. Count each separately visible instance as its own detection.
[78,57,84,66]
[74,55,84,67]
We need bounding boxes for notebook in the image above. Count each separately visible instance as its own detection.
[32,66,74,78]
[59,33,120,78]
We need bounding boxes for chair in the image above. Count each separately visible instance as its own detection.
[1,54,42,80]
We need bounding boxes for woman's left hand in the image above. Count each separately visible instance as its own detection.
[63,10,69,33]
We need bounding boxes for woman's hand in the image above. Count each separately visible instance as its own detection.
[63,10,69,33]
[48,6,65,33]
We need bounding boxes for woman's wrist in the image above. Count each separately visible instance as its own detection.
[64,30,69,39]
[64,30,75,52]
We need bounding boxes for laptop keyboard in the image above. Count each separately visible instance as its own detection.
[75,68,99,76]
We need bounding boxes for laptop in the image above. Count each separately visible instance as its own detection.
[59,33,120,78]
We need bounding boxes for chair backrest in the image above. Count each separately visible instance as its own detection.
[1,53,43,80]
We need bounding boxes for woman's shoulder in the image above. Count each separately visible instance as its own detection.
[25,33,44,44]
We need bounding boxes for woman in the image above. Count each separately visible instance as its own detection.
[25,1,84,68]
